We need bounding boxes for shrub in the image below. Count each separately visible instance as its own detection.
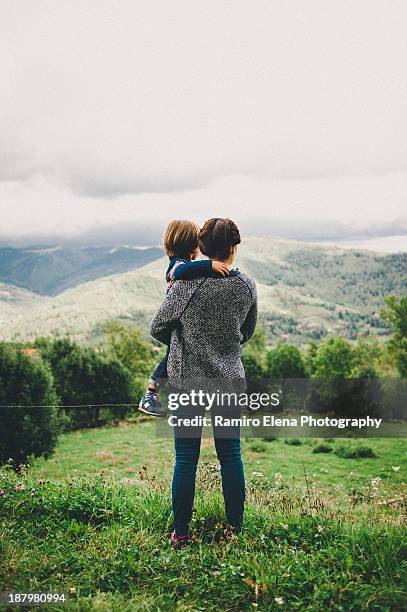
[284,438,302,446]
[0,342,61,465]
[248,441,267,453]
[313,443,333,454]
[334,445,377,459]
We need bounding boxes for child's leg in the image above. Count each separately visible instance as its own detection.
[149,347,169,391]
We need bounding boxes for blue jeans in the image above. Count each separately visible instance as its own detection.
[172,409,245,536]
[151,347,169,383]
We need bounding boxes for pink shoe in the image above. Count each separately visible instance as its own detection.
[225,528,237,541]
[170,531,190,548]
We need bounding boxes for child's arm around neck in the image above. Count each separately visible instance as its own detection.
[170,258,231,282]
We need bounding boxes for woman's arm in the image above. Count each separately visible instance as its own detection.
[150,280,204,345]
[150,287,182,345]
[240,293,258,344]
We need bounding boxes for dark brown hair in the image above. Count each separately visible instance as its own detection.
[163,219,200,259]
[198,218,241,260]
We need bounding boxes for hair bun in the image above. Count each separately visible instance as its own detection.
[225,219,241,246]
[198,217,241,260]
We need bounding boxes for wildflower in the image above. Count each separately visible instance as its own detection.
[275,597,284,605]
[392,466,400,472]
[15,483,25,491]
[212,570,221,577]
[317,525,324,533]
[0,489,4,496]
[37,479,45,485]
[274,472,282,485]
[371,477,381,489]
[68,587,76,594]
[252,471,264,476]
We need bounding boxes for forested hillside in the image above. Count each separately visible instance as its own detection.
[1,237,405,345]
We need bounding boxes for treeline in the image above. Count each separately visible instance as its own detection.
[0,323,158,465]
[242,296,406,420]
[243,295,406,380]
[0,296,405,466]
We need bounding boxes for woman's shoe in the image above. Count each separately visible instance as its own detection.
[170,531,190,548]
[225,526,239,542]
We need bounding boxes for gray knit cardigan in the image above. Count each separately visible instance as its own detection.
[150,270,257,389]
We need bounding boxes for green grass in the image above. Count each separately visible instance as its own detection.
[1,420,406,610]
[30,419,407,499]
[1,461,406,610]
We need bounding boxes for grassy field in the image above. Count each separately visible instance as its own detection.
[31,418,407,499]
[1,419,407,610]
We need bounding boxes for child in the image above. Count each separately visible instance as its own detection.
[139,219,230,417]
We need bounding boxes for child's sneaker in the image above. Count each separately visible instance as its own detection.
[138,391,166,417]
[170,531,190,548]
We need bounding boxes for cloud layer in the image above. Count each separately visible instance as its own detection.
[1,0,406,242]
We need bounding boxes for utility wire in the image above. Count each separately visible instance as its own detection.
[0,403,139,408]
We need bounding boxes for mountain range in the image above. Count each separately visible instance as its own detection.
[0,245,163,295]
[0,237,405,346]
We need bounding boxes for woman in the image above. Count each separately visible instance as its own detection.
[150,218,257,545]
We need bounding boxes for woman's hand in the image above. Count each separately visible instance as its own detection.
[212,260,231,276]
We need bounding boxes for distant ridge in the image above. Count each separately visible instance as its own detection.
[0,245,163,295]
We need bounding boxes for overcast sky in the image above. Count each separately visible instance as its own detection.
[0,0,406,245]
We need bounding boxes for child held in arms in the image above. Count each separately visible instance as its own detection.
[139,219,230,416]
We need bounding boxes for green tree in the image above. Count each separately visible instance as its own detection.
[37,337,132,429]
[266,342,307,410]
[0,342,60,465]
[242,327,267,380]
[310,336,377,417]
[351,336,381,377]
[105,322,156,398]
[381,295,407,377]
[267,342,306,378]
[304,340,318,376]
[312,337,354,379]
[92,355,133,422]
